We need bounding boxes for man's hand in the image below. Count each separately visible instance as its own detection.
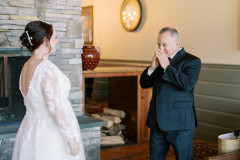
[149,50,160,71]
[156,49,170,70]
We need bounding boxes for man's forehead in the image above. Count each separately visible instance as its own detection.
[158,35,171,42]
[158,32,176,41]
[159,31,171,38]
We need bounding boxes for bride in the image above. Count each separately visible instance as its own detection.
[12,21,85,160]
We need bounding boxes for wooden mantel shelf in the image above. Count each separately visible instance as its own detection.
[0,48,31,57]
[83,67,145,78]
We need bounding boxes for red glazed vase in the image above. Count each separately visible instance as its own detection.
[82,46,101,70]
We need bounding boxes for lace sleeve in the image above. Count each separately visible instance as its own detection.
[41,66,74,143]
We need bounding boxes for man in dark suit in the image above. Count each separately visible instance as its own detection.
[140,27,201,160]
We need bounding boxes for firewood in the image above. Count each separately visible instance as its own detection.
[91,114,113,128]
[108,124,122,136]
[101,133,107,137]
[85,104,103,114]
[101,124,126,136]
[100,136,125,146]
[118,131,122,136]
[103,108,126,118]
[102,115,121,124]
[101,126,109,134]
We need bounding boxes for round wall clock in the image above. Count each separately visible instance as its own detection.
[120,0,142,32]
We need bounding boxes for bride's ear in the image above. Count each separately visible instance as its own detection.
[43,37,50,47]
[42,37,52,54]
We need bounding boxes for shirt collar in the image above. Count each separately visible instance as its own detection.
[170,47,182,59]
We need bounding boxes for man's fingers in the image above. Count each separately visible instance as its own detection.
[159,48,165,54]
[153,51,158,60]
[157,51,168,60]
[157,52,163,60]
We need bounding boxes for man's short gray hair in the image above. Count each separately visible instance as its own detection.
[159,27,179,40]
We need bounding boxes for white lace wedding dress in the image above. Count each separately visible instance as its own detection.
[12,59,85,160]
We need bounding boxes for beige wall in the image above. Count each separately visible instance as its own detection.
[82,0,240,65]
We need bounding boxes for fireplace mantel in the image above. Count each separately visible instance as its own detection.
[0,48,31,57]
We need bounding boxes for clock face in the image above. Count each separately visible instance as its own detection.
[121,0,142,31]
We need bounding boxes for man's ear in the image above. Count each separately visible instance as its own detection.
[176,40,179,46]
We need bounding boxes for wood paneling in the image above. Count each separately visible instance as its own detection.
[195,81,240,99]
[140,88,152,143]
[195,64,240,142]
[195,108,240,133]
[195,94,240,115]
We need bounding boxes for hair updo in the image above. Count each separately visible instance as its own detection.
[20,21,53,52]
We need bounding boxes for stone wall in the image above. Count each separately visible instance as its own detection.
[0,0,84,116]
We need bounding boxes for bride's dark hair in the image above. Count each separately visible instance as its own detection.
[20,21,53,53]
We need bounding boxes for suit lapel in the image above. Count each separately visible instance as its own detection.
[170,48,186,66]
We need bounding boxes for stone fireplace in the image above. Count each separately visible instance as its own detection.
[0,0,104,159]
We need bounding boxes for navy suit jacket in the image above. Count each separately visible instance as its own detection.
[140,48,201,131]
